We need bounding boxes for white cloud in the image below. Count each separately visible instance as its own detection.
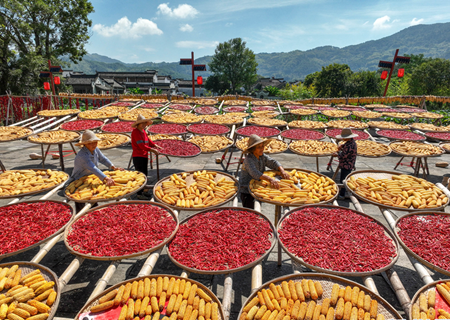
[176,41,219,49]
[410,17,424,26]
[143,48,155,52]
[225,22,233,27]
[93,17,162,38]
[157,3,198,19]
[372,15,392,30]
[180,24,193,32]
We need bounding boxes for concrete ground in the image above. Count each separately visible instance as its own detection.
[0,129,449,319]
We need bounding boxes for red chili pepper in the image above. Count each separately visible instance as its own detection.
[236,126,280,137]
[188,123,229,135]
[0,202,72,255]
[285,105,308,110]
[397,108,425,113]
[313,106,335,111]
[168,209,272,270]
[102,121,134,133]
[66,204,176,257]
[326,129,369,140]
[278,207,397,272]
[251,106,276,111]
[281,129,325,140]
[427,132,450,140]
[155,139,201,156]
[340,107,366,112]
[109,102,134,107]
[170,104,192,111]
[194,106,219,115]
[148,123,187,134]
[223,106,247,113]
[377,130,424,141]
[61,120,104,131]
[397,214,450,271]
[376,108,399,113]
[141,103,163,109]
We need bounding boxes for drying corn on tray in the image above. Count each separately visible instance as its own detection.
[0,126,33,142]
[27,130,80,145]
[76,275,224,320]
[37,109,80,118]
[238,273,401,320]
[153,170,239,211]
[236,137,288,154]
[0,261,61,320]
[409,280,450,320]
[344,170,449,212]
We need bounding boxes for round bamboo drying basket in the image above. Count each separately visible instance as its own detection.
[59,120,104,132]
[155,139,202,158]
[100,121,134,133]
[439,142,450,153]
[187,137,234,154]
[27,132,80,145]
[289,141,337,157]
[37,109,80,118]
[96,133,131,150]
[389,141,444,158]
[375,129,426,142]
[166,207,276,274]
[0,126,34,142]
[75,275,225,320]
[277,204,399,277]
[408,280,450,320]
[153,170,239,212]
[0,261,61,320]
[394,211,450,277]
[425,132,450,142]
[280,128,325,141]
[236,125,281,138]
[0,200,73,259]
[238,273,401,320]
[186,123,230,136]
[64,201,178,261]
[344,170,449,212]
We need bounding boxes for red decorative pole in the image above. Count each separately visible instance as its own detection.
[378,49,410,97]
[191,52,195,97]
[180,52,207,97]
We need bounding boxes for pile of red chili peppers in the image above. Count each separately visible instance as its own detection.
[426,132,450,140]
[170,104,192,111]
[148,123,187,134]
[340,107,366,112]
[377,108,400,113]
[194,106,219,115]
[314,106,335,111]
[251,106,276,111]
[223,106,247,113]
[236,126,280,137]
[155,140,201,157]
[188,123,229,135]
[397,214,450,271]
[61,120,104,131]
[285,105,308,110]
[281,129,325,140]
[377,130,424,141]
[169,209,272,270]
[326,129,369,140]
[67,204,176,257]
[102,121,133,133]
[278,207,397,272]
[397,108,425,113]
[141,103,163,109]
[0,201,72,255]
[109,102,134,107]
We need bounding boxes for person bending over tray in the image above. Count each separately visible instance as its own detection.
[240,134,290,209]
[333,128,358,200]
[71,130,123,212]
[131,114,162,200]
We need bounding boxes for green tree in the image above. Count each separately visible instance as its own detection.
[204,74,230,95]
[314,63,353,98]
[303,71,320,88]
[348,71,382,97]
[0,0,94,95]
[263,86,280,96]
[407,58,450,95]
[278,83,312,100]
[208,38,258,94]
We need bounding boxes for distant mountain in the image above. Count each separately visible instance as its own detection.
[63,22,450,82]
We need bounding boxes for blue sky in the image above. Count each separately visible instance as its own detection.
[87,0,450,63]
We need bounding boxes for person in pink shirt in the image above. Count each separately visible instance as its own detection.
[131,114,161,199]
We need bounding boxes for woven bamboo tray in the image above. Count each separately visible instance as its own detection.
[186,123,230,136]
[59,120,104,132]
[375,129,426,142]
[280,129,325,141]
[0,169,69,199]
[344,170,449,212]
[0,261,61,320]
[0,127,34,142]
[247,118,287,127]
[194,106,220,115]
[368,122,410,130]
[166,207,276,274]
[289,141,337,157]
[187,138,234,154]
[153,170,239,212]
[277,204,399,277]
[27,132,80,145]
[411,125,450,133]
[425,132,450,142]
[96,133,131,150]
[204,118,244,127]
[37,109,80,118]
[76,275,225,320]
[394,211,450,277]
[235,138,287,154]
[327,120,369,129]
[389,141,444,158]
[356,142,392,158]
[236,125,281,138]
[238,273,401,320]
[148,124,188,135]
[439,142,450,153]
[409,280,450,320]
[155,139,202,158]
[0,200,73,259]
[64,201,178,261]
[100,122,133,134]
[249,168,338,207]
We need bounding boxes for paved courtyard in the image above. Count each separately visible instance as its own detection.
[0,129,449,319]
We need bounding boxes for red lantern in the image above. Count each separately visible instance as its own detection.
[380,71,388,80]
[54,76,60,85]
[197,76,203,85]
[44,82,50,90]
[398,68,405,78]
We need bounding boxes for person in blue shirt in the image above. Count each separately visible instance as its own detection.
[71,130,122,212]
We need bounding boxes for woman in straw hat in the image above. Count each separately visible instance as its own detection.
[239,134,290,209]
[332,128,358,199]
[131,114,161,200]
[72,129,122,212]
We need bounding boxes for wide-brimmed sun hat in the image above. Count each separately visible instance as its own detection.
[244,134,273,153]
[336,128,359,139]
[132,114,153,128]
[75,130,101,146]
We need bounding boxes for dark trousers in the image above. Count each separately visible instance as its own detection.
[339,168,352,196]
[240,193,255,209]
[133,156,148,195]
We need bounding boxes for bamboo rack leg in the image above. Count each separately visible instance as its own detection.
[275,205,282,266]
[384,269,411,319]
[436,183,450,198]
[180,271,189,278]
[362,277,379,295]
[394,156,404,170]
[222,274,234,320]
[251,264,263,293]
[332,167,340,180]
[235,153,244,177]
[137,249,162,277]
[58,256,85,290]
[87,261,121,301]
[31,234,63,263]
[58,144,65,171]
[70,142,78,155]
[40,144,51,169]
[127,154,133,169]
[316,157,319,172]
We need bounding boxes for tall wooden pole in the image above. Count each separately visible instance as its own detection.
[48,59,59,108]
[191,52,195,97]
[383,49,399,97]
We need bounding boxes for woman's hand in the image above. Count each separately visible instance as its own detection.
[269,177,280,189]
[112,166,124,171]
[280,170,291,179]
[104,176,115,186]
